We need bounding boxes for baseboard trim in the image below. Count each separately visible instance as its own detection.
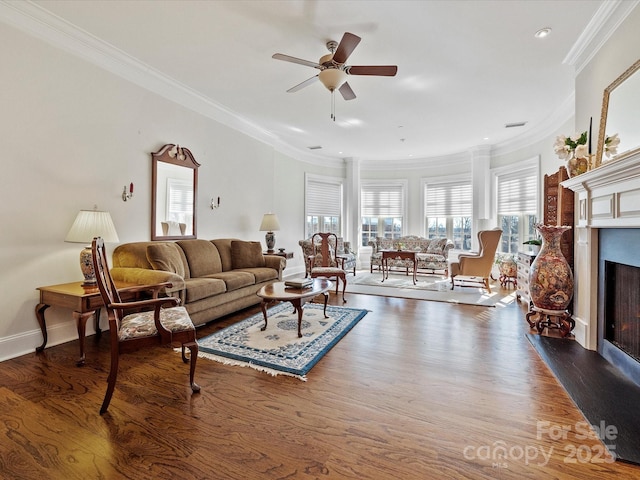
[0,320,96,362]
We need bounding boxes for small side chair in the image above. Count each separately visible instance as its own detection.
[308,232,348,303]
[92,237,200,414]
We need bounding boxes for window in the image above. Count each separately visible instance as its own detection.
[305,174,343,238]
[495,165,538,255]
[166,178,193,234]
[424,179,472,250]
[361,181,406,247]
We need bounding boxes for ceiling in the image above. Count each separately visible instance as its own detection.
[29,0,605,162]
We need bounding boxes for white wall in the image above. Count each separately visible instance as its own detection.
[0,22,304,359]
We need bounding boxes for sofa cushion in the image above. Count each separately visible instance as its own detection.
[236,267,279,283]
[183,278,227,303]
[205,271,256,291]
[211,239,235,271]
[177,239,222,277]
[231,240,266,269]
[146,243,187,278]
[427,238,448,254]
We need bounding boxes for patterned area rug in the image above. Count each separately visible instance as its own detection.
[346,271,516,307]
[197,303,368,380]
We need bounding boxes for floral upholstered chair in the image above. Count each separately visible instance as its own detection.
[302,233,351,302]
[299,235,356,278]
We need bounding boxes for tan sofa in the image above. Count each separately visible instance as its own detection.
[110,238,286,326]
[368,235,454,276]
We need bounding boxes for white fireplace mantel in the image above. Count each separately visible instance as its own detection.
[562,150,640,228]
[560,150,640,351]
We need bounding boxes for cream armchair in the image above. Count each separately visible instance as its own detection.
[450,229,502,293]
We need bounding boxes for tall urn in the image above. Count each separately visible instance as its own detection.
[529,224,574,312]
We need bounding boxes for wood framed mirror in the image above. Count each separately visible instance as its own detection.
[596,58,640,167]
[151,144,200,240]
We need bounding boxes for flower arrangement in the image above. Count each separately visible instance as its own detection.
[553,131,588,160]
[603,133,621,159]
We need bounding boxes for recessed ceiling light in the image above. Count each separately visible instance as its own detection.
[535,27,551,38]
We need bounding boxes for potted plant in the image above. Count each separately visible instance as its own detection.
[523,238,542,254]
[493,253,517,284]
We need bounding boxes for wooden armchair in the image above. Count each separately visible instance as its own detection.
[450,229,502,293]
[308,232,347,303]
[92,237,200,415]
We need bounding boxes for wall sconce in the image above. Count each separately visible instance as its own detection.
[122,182,134,201]
[211,196,221,209]
[168,144,186,161]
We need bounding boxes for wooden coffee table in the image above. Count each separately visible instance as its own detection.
[257,278,332,337]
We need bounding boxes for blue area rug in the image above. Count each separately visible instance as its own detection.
[197,303,369,380]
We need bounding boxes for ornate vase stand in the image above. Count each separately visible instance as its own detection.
[526,306,575,337]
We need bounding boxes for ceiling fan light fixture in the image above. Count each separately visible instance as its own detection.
[319,68,347,91]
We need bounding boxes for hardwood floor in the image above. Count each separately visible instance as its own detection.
[2,284,640,479]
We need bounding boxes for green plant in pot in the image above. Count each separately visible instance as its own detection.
[523,238,542,253]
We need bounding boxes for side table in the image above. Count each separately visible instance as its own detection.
[380,250,417,285]
[264,250,294,259]
[35,281,141,366]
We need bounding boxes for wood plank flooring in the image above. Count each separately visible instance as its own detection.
[2,285,640,479]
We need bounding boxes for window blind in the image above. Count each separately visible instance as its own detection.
[424,180,472,217]
[361,183,404,217]
[306,178,342,217]
[497,167,537,214]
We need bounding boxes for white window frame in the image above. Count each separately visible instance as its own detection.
[304,173,343,238]
[360,179,407,247]
[422,174,473,251]
[491,157,540,255]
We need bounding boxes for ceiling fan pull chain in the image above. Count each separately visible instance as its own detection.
[331,89,336,121]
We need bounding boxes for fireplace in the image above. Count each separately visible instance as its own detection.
[599,229,640,385]
[562,151,640,379]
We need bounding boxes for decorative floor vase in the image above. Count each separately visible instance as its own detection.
[529,224,574,311]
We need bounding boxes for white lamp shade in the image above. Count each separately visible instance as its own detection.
[65,210,119,243]
[259,213,280,232]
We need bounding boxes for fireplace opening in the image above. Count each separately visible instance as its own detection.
[605,261,640,362]
[599,228,640,386]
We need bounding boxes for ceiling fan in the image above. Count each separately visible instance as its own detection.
[272,32,398,120]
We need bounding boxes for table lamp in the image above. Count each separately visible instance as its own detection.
[259,213,280,253]
[65,209,119,286]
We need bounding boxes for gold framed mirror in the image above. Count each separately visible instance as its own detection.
[151,144,200,240]
[596,58,640,167]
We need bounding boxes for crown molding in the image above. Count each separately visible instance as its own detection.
[1,0,624,169]
[563,0,639,74]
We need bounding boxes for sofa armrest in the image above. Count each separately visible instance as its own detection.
[367,240,379,253]
[343,241,354,254]
[442,240,455,258]
[263,255,286,280]
[110,267,186,293]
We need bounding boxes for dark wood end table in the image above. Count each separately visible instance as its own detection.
[380,250,418,285]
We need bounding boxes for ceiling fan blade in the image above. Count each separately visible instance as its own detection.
[339,82,356,100]
[332,32,361,64]
[346,65,398,76]
[272,53,322,69]
[286,75,319,93]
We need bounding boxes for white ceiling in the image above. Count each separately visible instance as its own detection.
[28,0,606,162]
